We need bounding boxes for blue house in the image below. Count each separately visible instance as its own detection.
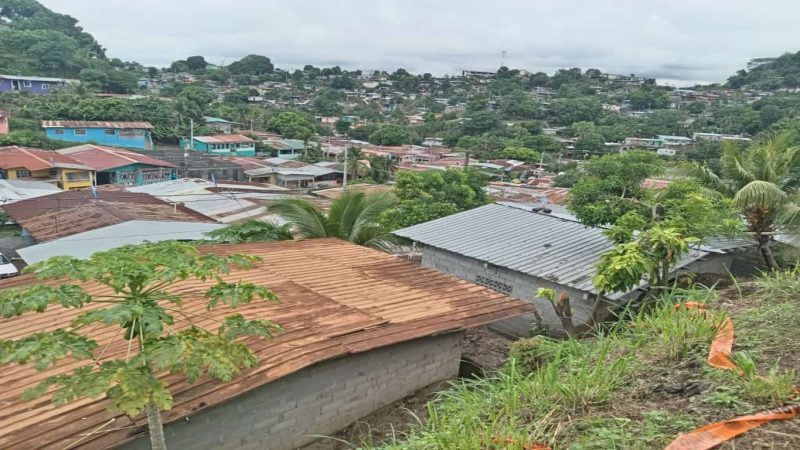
[42,121,154,150]
[180,134,256,157]
[0,75,76,94]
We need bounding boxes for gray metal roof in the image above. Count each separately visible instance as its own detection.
[394,203,712,295]
[17,221,224,265]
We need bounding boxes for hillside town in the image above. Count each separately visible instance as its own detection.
[1,1,799,450]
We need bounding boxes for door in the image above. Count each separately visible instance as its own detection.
[11,80,20,91]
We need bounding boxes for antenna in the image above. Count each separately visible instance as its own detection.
[501,50,507,68]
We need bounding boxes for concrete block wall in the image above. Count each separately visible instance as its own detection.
[120,332,464,450]
[420,245,598,336]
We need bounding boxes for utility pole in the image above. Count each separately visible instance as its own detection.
[342,145,348,189]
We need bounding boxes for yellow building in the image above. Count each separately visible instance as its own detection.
[0,146,94,190]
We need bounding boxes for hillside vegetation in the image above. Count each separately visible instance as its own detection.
[728,50,800,90]
[0,0,105,77]
[358,271,800,449]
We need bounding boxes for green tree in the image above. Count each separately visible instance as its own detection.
[549,97,602,125]
[227,54,274,76]
[206,221,293,243]
[367,155,397,183]
[382,169,489,229]
[175,86,214,123]
[502,146,540,163]
[369,124,411,146]
[594,181,740,296]
[267,111,315,140]
[692,132,800,269]
[268,191,396,248]
[567,151,663,226]
[345,146,365,180]
[334,120,351,135]
[185,55,207,71]
[0,242,280,450]
[461,111,501,136]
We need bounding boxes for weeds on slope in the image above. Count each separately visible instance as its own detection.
[360,280,799,450]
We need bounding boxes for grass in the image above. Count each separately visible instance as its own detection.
[351,272,800,450]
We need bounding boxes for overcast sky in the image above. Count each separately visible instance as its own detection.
[40,0,800,85]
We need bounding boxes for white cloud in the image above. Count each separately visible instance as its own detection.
[40,0,800,82]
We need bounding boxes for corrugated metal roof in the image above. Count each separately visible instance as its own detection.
[0,238,533,449]
[395,204,734,296]
[0,146,93,171]
[41,121,154,129]
[17,220,224,264]
[127,179,271,223]
[1,190,214,242]
[193,135,254,144]
[395,204,612,293]
[56,145,176,171]
[0,179,61,204]
[0,75,75,83]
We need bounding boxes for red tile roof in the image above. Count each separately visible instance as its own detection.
[194,134,254,144]
[0,238,534,450]
[56,145,176,171]
[0,146,92,171]
[1,190,213,242]
[41,121,154,129]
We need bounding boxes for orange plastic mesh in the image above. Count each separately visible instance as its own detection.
[665,405,800,450]
[664,303,799,449]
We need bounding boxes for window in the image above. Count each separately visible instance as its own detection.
[74,129,87,136]
[105,129,117,136]
[22,81,32,87]
[66,172,90,181]
[15,169,31,178]
[49,170,57,177]
[41,83,50,90]
[475,275,513,296]
[54,129,64,135]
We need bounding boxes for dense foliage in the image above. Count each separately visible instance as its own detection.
[381,168,489,229]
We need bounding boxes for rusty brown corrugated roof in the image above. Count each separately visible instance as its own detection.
[41,121,154,129]
[1,190,214,242]
[56,145,176,171]
[0,238,533,449]
[0,146,93,171]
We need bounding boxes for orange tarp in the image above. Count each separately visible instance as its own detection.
[665,405,800,450]
[665,303,798,449]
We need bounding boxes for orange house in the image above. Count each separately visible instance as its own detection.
[0,146,95,190]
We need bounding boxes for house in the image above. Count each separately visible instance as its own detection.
[0,146,95,190]
[56,145,177,186]
[182,135,256,157]
[42,121,155,150]
[0,110,8,134]
[395,203,756,335]
[0,238,532,450]
[0,75,75,94]
[692,132,752,143]
[259,138,307,159]
[243,158,342,188]
[204,116,242,134]
[656,135,694,146]
[623,137,663,148]
[1,190,214,244]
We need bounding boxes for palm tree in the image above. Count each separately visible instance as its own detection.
[269,190,396,248]
[345,146,365,181]
[693,132,800,269]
